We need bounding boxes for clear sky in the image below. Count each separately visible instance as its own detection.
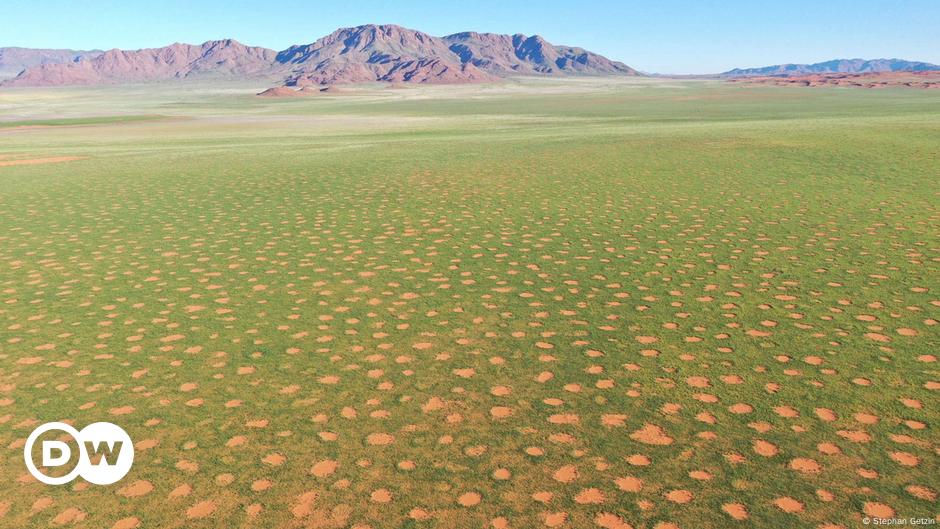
[3,0,938,74]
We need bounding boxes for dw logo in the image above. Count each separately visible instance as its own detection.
[24,422,134,485]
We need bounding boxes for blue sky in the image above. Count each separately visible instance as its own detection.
[3,0,938,74]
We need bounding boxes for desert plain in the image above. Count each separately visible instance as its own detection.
[0,77,938,528]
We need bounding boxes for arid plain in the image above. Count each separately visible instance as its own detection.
[0,78,938,528]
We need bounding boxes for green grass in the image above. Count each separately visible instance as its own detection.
[0,78,937,529]
[0,114,167,128]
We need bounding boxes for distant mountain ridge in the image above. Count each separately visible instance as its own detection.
[724,58,940,77]
[6,40,277,86]
[1,24,638,87]
[0,47,102,79]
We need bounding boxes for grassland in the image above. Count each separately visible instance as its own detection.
[0,78,938,529]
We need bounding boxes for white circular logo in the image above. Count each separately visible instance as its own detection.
[24,422,134,485]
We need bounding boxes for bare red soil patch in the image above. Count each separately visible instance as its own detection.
[0,156,87,167]
[773,497,804,513]
[722,503,749,520]
[630,423,673,445]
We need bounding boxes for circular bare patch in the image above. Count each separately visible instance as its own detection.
[117,480,153,498]
[574,488,605,504]
[409,508,430,520]
[111,517,141,529]
[367,433,394,445]
[185,501,216,519]
[457,492,481,507]
[543,512,568,527]
[370,489,392,503]
[863,502,895,518]
[789,458,822,473]
[595,512,632,529]
[722,503,748,520]
[905,485,936,501]
[490,406,513,418]
[817,489,835,502]
[837,430,871,443]
[251,479,272,492]
[665,489,693,503]
[753,440,778,457]
[310,459,338,477]
[553,465,578,483]
[615,476,643,492]
[629,423,673,445]
[889,451,920,467]
[773,497,803,513]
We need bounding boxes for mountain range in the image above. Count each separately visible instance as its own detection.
[4,29,937,87]
[723,58,940,77]
[0,24,638,87]
[0,47,101,79]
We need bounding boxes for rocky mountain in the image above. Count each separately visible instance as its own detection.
[276,25,496,85]
[724,58,940,77]
[2,24,638,87]
[4,40,277,86]
[443,31,636,75]
[0,47,101,79]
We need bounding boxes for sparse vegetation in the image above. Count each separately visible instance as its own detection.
[0,78,938,528]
